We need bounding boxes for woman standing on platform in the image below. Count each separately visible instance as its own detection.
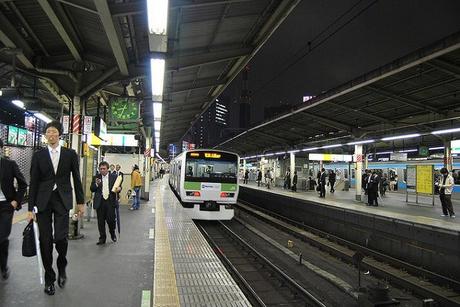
[130,165,142,210]
[438,168,455,218]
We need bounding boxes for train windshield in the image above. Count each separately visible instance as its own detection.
[185,152,238,183]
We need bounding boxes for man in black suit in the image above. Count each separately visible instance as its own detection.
[28,121,85,295]
[90,161,120,245]
[0,139,27,280]
[319,168,327,198]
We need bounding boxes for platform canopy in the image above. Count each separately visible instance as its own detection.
[215,32,460,156]
[0,0,301,154]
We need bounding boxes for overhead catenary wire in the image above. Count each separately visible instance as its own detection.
[252,0,380,96]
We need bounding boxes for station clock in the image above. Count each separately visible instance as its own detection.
[110,98,139,121]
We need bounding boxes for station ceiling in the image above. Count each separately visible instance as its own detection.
[0,0,301,153]
[215,32,460,156]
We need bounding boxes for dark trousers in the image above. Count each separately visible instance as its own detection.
[0,204,14,272]
[36,191,69,285]
[368,191,378,206]
[329,181,335,192]
[440,194,455,216]
[320,183,326,197]
[96,199,116,241]
[291,183,297,192]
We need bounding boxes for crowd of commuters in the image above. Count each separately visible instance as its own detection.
[0,121,146,295]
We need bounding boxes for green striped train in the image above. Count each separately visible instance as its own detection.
[169,149,239,220]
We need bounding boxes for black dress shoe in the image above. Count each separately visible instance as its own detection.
[96,240,106,245]
[1,267,9,280]
[58,273,67,288]
[44,284,55,295]
[111,235,117,242]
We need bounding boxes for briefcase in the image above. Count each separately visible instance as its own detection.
[22,221,37,257]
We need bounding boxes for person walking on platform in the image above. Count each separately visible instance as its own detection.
[0,139,27,280]
[265,169,272,189]
[319,168,327,198]
[438,168,455,218]
[130,165,142,210]
[109,164,116,175]
[257,169,262,187]
[291,171,298,192]
[28,121,85,295]
[367,171,380,206]
[91,162,121,244]
[244,169,249,184]
[284,171,291,190]
[328,170,336,193]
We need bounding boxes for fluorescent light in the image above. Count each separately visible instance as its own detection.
[322,144,342,149]
[376,151,393,155]
[147,0,168,35]
[153,102,162,120]
[381,133,420,141]
[288,149,300,153]
[429,146,444,150]
[155,143,159,152]
[302,147,319,151]
[150,58,165,101]
[154,131,160,139]
[275,151,286,155]
[347,139,374,145]
[154,120,161,131]
[155,136,160,144]
[432,127,460,135]
[398,149,417,153]
[11,99,25,109]
[264,153,274,157]
[34,112,52,123]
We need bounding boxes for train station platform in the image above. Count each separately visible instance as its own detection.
[0,178,248,307]
[239,181,460,282]
[241,181,460,231]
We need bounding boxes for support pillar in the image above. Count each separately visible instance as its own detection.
[290,152,295,186]
[355,145,363,202]
[144,132,152,200]
[444,141,453,172]
[69,95,84,239]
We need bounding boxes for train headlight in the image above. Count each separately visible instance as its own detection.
[220,192,235,198]
[186,191,201,197]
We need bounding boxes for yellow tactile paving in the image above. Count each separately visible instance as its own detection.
[153,184,180,307]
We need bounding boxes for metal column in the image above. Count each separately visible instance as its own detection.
[355,145,363,202]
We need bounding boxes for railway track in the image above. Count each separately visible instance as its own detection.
[195,220,327,307]
[236,200,460,307]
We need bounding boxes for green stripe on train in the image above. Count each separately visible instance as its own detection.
[221,183,237,191]
[184,181,201,190]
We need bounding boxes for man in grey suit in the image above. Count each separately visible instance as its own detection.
[90,161,121,245]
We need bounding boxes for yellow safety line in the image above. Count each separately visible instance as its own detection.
[153,184,180,306]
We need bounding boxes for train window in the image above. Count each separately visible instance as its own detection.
[452,169,460,184]
[185,153,238,183]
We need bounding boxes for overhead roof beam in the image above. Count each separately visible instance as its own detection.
[301,112,353,132]
[167,48,252,72]
[252,130,290,146]
[326,101,393,124]
[171,77,226,94]
[94,0,129,76]
[426,58,460,78]
[78,66,119,97]
[366,85,442,115]
[37,0,82,61]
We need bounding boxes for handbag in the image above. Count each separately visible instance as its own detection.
[22,221,37,257]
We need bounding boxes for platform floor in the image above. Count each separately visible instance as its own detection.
[153,178,250,306]
[1,178,249,306]
[241,181,460,233]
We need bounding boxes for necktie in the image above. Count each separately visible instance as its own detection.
[103,176,109,200]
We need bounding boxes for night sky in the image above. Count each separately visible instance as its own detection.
[222,0,460,129]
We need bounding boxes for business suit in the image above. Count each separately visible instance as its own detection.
[90,173,117,242]
[319,172,327,198]
[29,146,84,286]
[0,157,27,276]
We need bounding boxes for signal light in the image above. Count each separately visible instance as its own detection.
[186,191,201,197]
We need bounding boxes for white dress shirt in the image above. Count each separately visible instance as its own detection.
[102,174,110,200]
[48,144,61,190]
